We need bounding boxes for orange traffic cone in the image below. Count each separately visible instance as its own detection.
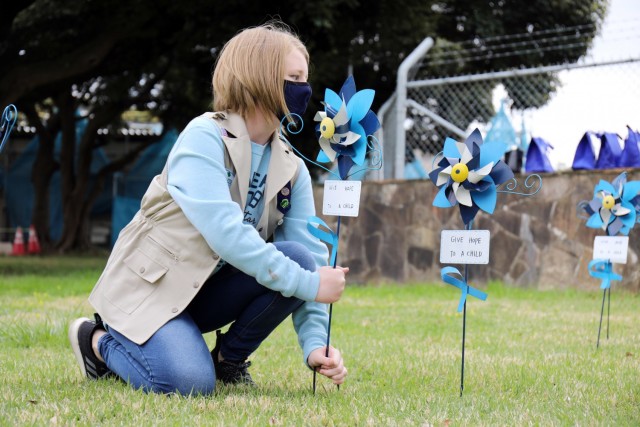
[28,225,41,255]
[11,226,25,256]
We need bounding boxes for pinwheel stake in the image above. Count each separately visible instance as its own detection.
[1,104,18,155]
[429,129,542,396]
[280,76,382,393]
[578,172,640,348]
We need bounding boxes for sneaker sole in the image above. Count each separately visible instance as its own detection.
[68,317,91,378]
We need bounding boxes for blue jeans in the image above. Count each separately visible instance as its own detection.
[98,241,313,395]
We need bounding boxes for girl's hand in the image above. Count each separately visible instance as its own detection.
[308,346,347,384]
[315,266,349,303]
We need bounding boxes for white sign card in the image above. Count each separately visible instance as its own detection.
[322,180,362,217]
[593,235,628,264]
[440,230,491,265]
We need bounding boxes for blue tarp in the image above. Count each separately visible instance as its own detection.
[485,101,517,149]
[4,119,112,242]
[620,126,640,168]
[571,128,639,170]
[525,137,554,173]
[595,132,623,169]
[110,129,178,246]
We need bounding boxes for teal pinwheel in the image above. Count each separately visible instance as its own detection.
[429,129,514,225]
[580,172,640,236]
[314,76,380,180]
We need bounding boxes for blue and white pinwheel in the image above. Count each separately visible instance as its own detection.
[429,129,514,225]
[580,172,640,236]
[314,76,380,180]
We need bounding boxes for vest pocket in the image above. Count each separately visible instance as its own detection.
[123,249,169,283]
[103,247,169,314]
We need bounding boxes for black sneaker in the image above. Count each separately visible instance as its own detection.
[211,330,256,386]
[68,314,112,380]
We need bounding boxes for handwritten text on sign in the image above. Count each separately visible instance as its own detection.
[440,230,490,264]
[322,180,362,217]
[593,236,628,264]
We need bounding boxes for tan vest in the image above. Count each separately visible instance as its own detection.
[89,112,300,344]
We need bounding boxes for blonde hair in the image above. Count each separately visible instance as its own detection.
[212,22,309,119]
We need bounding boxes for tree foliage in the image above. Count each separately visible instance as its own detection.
[0,0,606,251]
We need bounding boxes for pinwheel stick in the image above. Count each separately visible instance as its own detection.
[596,268,612,349]
[607,286,611,339]
[313,215,342,394]
[460,222,471,397]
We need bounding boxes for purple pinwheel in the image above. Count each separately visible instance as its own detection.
[314,76,380,179]
[429,129,514,225]
[580,172,640,236]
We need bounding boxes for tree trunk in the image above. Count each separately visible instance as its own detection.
[25,104,59,250]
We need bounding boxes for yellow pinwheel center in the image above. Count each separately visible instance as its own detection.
[451,163,469,183]
[320,117,335,139]
[602,195,615,210]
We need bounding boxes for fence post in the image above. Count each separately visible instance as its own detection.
[395,37,433,179]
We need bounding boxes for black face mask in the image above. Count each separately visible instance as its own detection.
[283,80,312,118]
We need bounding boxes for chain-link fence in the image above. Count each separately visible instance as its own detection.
[379,23,640,180]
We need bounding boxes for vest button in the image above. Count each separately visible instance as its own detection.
[171,307,179,313]
[139,267,145,274]
[277,219,284,226]
[193,281,199,288]
[258,227,263,232]
[212,254,220,260]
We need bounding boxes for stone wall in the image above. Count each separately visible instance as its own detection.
[313,168,640,292]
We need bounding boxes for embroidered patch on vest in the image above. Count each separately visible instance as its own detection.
[277,181,292,214]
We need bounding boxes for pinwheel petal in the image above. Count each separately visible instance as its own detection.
[434,185,454,208]
[333,102,349,127]
[360,110,381,136]
[460,204,480,225]
[480,141,508,168]
[325,88,343,112]
[352,137,367,166]
[612,204,631,216]
[443,137,462,159]
[488,161,514,186]
[586,213,605,229]
[588,198,602,213]
[337,155,355,180]
[436,165,453,186]
[455,185,473,207]
[318,138,337,162]
[611,172,627,195]
[428,166,444,186]
[623,181,640,202]
[468,162,494,183]
[594,180,617,198]
[465,129,483,153]
[458,143,473,164]
[618,208,636,229]
[600,208,612,226]
[608,217,624,236]
[338,131,360,147]
[314,111,327,121]
[339,75,357,102]
[347,89,375,122]
[317,149,332,163]
[472,184,497,214]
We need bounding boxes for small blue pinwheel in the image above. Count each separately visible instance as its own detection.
[314,76,380,179]
[429,129,514,225]
[580,172,640,236]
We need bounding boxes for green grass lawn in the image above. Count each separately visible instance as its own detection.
[1,256,638,426]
